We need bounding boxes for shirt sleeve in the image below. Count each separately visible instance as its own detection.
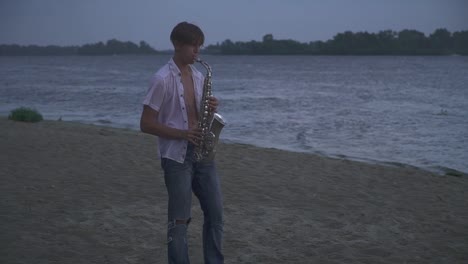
[142,75,166,112]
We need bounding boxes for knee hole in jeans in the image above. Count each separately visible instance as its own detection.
[167,218,191,244]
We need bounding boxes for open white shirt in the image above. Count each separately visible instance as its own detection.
[143,58,204,163]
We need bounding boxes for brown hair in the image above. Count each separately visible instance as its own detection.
[170,22,205,46]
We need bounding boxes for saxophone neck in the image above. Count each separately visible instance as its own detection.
[196,58,212,77]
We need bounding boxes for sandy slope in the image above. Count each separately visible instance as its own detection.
[1,119,467,264]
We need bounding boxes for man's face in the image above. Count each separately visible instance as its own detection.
[176,43,201,64]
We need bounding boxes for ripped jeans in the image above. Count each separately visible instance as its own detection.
[161,145,224,264]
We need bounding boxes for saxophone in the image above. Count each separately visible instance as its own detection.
[193,58,226,162]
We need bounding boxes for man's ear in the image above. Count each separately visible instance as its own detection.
[173,41,182,52]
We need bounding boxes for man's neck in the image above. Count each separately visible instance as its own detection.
[173,55,191,75]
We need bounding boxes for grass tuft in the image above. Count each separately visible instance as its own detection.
[8,107,43,123]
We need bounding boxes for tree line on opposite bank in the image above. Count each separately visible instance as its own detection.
[205,29,468,55]
[0,39,157,56]
[1,28,467,56]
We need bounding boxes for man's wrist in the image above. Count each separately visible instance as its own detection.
[179,129,186,140]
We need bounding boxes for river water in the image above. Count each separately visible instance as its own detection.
[1,55,467,174]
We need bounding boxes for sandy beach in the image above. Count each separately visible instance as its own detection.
[1,118,467,264]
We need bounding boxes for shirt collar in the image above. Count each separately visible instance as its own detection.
[168,58,181,77]
[168,57,202,79]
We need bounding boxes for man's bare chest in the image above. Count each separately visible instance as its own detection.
[181,75,196,105]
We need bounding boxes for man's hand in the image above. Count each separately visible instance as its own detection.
[208,96,219,112]
[182,128,202,145]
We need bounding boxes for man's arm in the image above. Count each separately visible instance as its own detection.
[140,105,201,145]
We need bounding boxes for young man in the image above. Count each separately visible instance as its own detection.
[140,22,224,264]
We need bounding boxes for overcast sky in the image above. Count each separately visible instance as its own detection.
[1,0,467,50]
